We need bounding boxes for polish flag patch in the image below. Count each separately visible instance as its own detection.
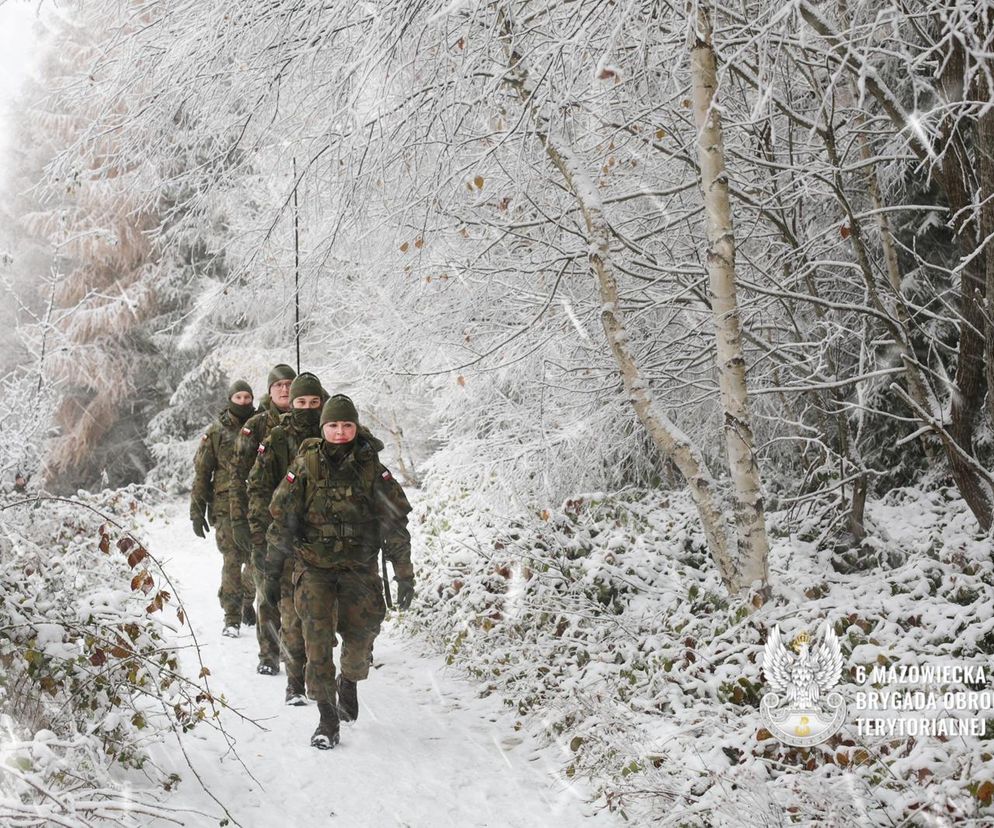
[286,471,296,483]
[241,427,253,436]
[201,434,208,442]
[257,444,267,455]
[381,470,393,481]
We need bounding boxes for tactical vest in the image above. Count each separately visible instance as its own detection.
[294,438,382,571]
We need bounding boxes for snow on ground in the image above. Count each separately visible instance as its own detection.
[139,500,617,828]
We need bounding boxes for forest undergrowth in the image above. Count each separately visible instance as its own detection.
[404,482,994,827]
[0,486,233,826]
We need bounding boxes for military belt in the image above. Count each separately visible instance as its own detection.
[309,521,374,542]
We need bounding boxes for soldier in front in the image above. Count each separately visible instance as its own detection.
[265,394,415,749]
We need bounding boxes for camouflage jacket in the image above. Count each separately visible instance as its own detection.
[265,435,413,581]
[228,396,285,525]
[248,420,386,541]
[246,413,322,544]
[190,408,247,522]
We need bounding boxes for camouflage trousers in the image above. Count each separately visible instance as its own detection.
[253,562,281,668]
[211,508,254,627]
[293,564,386,703]
[253,557,306,691]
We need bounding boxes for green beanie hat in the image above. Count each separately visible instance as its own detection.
[267,363,297,390]
[227,379,253,399]
[321,394,359,426]
[290,372,324,401]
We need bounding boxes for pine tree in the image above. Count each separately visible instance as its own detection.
[12,9,229,492]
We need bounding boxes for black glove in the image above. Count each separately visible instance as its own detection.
[191,515,209,538]
[232,520,252,555]
[263,576,281,608]
[395,578,415,610]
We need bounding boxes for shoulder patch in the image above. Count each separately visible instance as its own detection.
[257,444,267,455]
[241,426,253,436]
[381,469,393,481]
[286,471,296,483]
[201,434,209,441]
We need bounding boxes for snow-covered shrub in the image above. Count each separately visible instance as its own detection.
[0,486,217,824]
[403,484,994,825]
[0,371,54,487]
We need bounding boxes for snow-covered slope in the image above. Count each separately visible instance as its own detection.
[141,501,617,827]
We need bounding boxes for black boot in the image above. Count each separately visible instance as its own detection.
[337,676,358,722]
[242,603,257,627]
[285,682,307,706]
[311,702,340,749]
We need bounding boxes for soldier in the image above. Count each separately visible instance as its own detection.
[229,362,296,630]
[190,379,258,637]
[246,372,325,692]
[265,394,415,749]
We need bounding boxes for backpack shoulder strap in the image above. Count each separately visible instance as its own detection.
[296,437,324,481]
[356,454,382,497]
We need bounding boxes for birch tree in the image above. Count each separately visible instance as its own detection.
[689,2,770,589]
[495,6,738,587]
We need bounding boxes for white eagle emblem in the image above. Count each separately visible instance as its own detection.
[763,621,843,707]
[760,621,847,746]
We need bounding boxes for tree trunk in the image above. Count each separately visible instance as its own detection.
[689,4,771,593]
[850,472,868,542]
[498,11,737,588]
[850,112,941,466]
[979,82,994,438]
[937,39,993,532]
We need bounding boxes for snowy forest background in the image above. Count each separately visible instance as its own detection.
[1,1,993,825]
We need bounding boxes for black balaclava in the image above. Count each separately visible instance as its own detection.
[227,379,254,422]
[289,372,324,433]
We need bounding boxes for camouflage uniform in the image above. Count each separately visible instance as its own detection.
[190,408,256,626]
[247,412,322,682]
[229,397,287,649]
[229,396,286,547]
[266,435,412,704]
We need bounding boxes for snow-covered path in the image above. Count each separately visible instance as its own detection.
[141,501,615,828]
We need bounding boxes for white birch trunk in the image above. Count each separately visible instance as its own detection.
[499,13,737,588]
[561,144,736,587]
[689,4,770,593]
